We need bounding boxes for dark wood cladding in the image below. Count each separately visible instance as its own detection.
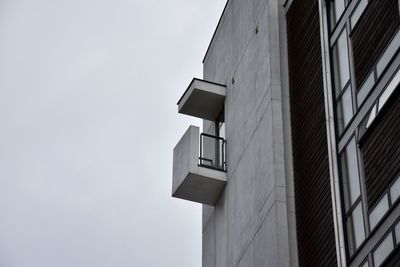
[287,1,337,266]
[351,0,400,88]
[360,89,400,209]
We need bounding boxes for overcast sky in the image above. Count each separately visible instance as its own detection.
[0,1,226,266]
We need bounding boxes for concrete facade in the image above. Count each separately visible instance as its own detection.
[172,0,400,266]
[201,1,297,266]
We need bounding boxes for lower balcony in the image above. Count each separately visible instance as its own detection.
[172,125,227,206]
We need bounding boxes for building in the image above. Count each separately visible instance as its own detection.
[172,0,400,266]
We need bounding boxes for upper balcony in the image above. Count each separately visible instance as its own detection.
[172,125,227,206]
[177,78,226,121]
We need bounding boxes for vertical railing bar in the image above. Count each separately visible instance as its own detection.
[200,133,203,166]
[223,140,226,171]
[214,134,218,169]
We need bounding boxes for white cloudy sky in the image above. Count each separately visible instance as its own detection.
[0,1,226,266]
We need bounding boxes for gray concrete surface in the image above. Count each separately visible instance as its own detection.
[201,0,298,266]
[178,79,226,121]
[172,125,227,205]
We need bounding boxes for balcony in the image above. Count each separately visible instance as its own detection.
[177,78,226,121]
[172,125,227,206]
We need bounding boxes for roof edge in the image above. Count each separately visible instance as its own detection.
[202,0,231,64]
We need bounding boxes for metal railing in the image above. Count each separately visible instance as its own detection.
[199,133,226,172]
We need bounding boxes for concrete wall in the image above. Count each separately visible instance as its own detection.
[201,0,298,266]
[172,125,199,195]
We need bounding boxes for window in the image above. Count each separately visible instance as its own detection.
[376,30,400,77]
[326,0,400,262]
[347,203,366,255]
[341,137,366,255]
[390,176,400,203]
[378,67,400,111]
[331,0,346,26]
[360,259,369,267]
[333,28,355,135]
[333,28,351,97]
[341,137,361,210]
[373,233,394,266]
[350,0,368,29]
[337,85,354,133]
[369,194,389,230]
[218,121,225,139]
[366,104,377,128]
[357,71,374,107]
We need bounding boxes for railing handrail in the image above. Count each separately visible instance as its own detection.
[200,132,226,142]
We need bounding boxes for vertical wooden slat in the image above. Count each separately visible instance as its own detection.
[287,0,337,266]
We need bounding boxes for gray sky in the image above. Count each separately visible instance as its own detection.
[0,1,226,266]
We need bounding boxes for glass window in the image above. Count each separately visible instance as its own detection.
[366,104,377,128]
[395,221,400,245]
[361,259,369,267]
[341,137,361,210]
[357,71,375,107]
[369,194,389,230]
[219,122,226,139]
[331,0,346,25]
[376,30,400,77]
[390,176,400,203]
[373,234,394,267]
[337,86,353,134]
[347,203,366,255]
[378,68,400,111]
[333,28,351,97]
[350,0,368,29]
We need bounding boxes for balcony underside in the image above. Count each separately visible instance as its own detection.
[177,78,226,121]
[172,168,226,206]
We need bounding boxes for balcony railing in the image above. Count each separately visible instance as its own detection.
[199,133,226,172]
